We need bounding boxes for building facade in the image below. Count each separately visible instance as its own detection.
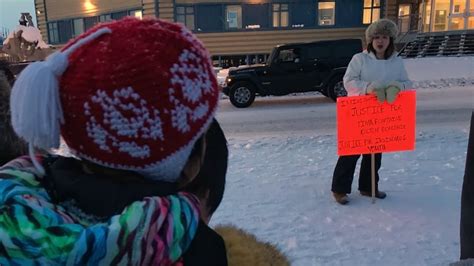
[419,0,474,32]
[389,0,474,34]
[34,0,473,67]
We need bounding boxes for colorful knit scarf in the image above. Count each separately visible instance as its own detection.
[0,156,200,265]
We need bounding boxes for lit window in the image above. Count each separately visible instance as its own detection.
[129,10,143,19]
[273,3,289,28]
[363,0,381,24]
[226,5,242,29]
[469,17,474,29]
[318,1,336,26]
[452,0,467,14]
[176,6,195,30]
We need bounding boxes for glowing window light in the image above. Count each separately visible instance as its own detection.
[84,0,96,12]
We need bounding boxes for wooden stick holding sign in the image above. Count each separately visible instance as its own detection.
[371,153,375,203]
[336,91,417,203]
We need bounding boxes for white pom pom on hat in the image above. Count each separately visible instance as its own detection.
[10,27,112,176]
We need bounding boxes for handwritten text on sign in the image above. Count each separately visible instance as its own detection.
[337,91,416,156]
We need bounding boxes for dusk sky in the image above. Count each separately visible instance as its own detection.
[0,0,36,33]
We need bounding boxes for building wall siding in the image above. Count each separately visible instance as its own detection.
[196,27,366,55]
[44,0,142,20]
[143,0,158,18]
[35,0,48,42]
[36,0,372,56]
[335,0,364,28]
[386,0,399,21]
[158,0,175,21]
[177,0,272,3]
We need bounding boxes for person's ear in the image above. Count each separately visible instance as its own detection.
[179,137,207,188]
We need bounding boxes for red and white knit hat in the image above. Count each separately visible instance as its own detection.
[10,17,219,181]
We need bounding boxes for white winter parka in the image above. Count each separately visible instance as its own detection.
[343,51,413,96]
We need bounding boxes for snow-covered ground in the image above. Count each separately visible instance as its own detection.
[210,57,473,265]
[212,129,469,266]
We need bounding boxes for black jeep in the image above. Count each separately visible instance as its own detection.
[222,39,363,108]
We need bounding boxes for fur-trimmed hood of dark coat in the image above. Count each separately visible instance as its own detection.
[215,225,290,266]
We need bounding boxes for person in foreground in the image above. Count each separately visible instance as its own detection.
[185,120,290,266]
[460,112,474,260]
[0,17,227,265]
[331,19,413,205]
[450,112,474,265]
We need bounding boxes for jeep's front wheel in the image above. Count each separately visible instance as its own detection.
[327,76,347,102]
[229,82,256,108]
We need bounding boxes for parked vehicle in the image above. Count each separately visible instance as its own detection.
[222,39,363,108]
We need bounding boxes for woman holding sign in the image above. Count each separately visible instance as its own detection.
[331,19,412,205]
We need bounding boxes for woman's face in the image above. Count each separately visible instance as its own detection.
[372,34,390,55]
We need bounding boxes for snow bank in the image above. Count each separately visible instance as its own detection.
[404,56,474,82]
[404,56,474,89]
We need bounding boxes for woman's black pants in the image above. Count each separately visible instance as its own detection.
[331,153,382,194]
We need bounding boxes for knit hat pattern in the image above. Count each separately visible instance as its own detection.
[365,19,399,43]
[12,17,219,181]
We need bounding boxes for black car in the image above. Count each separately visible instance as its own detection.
[223,38,363,108]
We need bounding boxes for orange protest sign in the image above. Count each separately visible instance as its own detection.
[336,91,416,156]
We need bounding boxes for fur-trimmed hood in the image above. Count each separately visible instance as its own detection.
[365,19,398,42]
[215,225,290,266]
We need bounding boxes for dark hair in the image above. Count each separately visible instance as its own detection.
[0,61,15,86]
[183,119,228,215]
[367,37,395,59]
[0,62,28,165]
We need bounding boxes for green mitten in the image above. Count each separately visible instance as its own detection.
[385,86,401,104]
[374,87,386,103]
[366,82,386,103]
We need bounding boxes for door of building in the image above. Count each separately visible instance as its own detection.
[433,0,450,31]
